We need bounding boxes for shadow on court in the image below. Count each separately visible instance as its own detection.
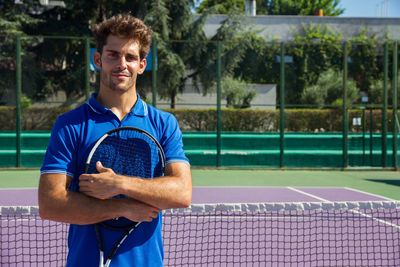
[365,179,400,187]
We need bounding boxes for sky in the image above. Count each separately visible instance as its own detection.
[338,0,400,18]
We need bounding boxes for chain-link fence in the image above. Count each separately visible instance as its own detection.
[0,36,398,168]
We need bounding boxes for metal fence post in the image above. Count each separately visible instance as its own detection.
[280,42,285,168]
[382,42,388,167]
[152,39,158,107]
[85,37,90,100]
[392,41,398,170]
[342,42,349,168]
[216,41,222,167]
[15,35,22,167]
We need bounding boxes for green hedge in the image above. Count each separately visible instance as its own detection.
[0,106,72,131]
[167,108,279,132]
[0,106,394,132]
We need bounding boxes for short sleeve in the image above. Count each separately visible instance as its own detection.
[160,114,189,165]
[40,116,78,178]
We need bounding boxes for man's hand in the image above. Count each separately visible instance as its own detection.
[120,198,161,222]
[79,161,124,199]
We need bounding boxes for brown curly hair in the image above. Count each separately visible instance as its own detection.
[92,14,152,60]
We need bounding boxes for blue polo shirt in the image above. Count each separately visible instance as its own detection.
[41,93,189,267]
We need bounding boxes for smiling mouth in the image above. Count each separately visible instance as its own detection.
[112,73,131,79]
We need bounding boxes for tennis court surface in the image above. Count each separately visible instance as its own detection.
[1,187,400,266]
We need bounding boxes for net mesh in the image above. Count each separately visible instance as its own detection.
[1,201,400,266]
[1,207,68,266]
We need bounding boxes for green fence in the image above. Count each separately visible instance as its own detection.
[0,131,399,168]
[0,36,398,169]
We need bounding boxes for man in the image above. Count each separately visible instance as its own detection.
[38,14,192,266]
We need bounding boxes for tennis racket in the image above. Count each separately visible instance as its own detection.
[85,126,166,267]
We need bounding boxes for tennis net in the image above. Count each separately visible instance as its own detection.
[1,201,400,266]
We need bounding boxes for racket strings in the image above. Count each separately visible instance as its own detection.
[88,130,163,179]
[87,128,165,229]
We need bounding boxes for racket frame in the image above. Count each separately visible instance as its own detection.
[85,126,166,267]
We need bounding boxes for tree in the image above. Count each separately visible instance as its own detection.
[0,0,156,102]
[197,0,345,16]
[301,68,358,105]
[144,2,260,108]
[2,0,256,108]
[222,75,257,108]
[233,34,281,84]
[265,0,344,16]
[142,0,194,108]
[0,0,44,103]
[348,29,380,97]
[285,23,342,104]
[26,0,154,101]
[197,0,245,14]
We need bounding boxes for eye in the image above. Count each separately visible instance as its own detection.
[107,52,118,59]
[126,55,137,62]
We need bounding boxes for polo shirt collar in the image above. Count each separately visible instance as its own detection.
[86,93,107,114]
[86,92,147,117]
[132,94,148,117]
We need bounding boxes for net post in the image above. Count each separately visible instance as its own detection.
[392,41,398,170]
[216,41,222,167]
[342,42,349,168]
[279,42,285,168]
[152,39,158,107]
[382,42,388,167]
[85,37,90,100]
[15,35,22,168]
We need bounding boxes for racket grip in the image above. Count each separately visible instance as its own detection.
[99,251,104,267]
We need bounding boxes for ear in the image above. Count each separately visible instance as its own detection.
[138,58,146,75]
[93,51,102,69]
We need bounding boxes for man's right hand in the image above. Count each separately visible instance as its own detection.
[119,198,162,222]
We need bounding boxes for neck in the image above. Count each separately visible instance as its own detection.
[96,89,138,121]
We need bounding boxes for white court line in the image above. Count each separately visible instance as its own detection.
[287,187,400,230]
[287,187,330,202]
[344,187,395,201]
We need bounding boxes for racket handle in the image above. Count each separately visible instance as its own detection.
[99,251,104,267]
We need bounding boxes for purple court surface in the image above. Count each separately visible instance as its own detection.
[0,186,392,206]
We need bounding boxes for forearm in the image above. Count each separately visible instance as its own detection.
[120,162,192,210]
[39,173,161,224]
[39,187,122,225]
[39,173,131,225]
[78,162,192,210]
[122,176,190,210]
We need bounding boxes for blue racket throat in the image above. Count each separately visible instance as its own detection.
[85,127,166,267]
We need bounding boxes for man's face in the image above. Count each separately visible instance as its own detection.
[94,35,146,93]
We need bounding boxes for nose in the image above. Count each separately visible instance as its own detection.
[117,56,127,70]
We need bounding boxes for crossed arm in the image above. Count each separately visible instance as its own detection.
[38,162,192,225]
